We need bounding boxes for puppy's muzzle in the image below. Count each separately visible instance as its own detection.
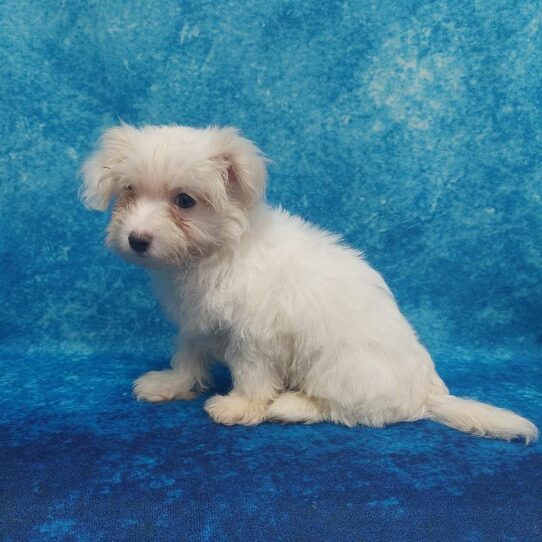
[128,231,153,254]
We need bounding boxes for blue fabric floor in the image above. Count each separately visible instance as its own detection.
[1,1,541,540]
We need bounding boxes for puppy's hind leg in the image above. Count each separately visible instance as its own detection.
[267,392,326,424]
[205,344,281,426]
[133,339,208,402]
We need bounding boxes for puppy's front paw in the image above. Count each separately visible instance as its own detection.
[133,370,197,403]
[204,393,269,426]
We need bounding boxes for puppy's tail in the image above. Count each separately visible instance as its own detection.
[425,394,539,444]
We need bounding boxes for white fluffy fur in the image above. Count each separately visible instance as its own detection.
[82,124,539,443]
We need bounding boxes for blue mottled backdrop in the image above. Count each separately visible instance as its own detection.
[1,1,541,540]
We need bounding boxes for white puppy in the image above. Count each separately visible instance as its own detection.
[82,124,538,443]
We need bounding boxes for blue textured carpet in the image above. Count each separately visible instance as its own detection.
[1,1,541,540]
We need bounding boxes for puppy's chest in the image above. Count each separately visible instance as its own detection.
[154,271,238,336]
[180,289,231,335]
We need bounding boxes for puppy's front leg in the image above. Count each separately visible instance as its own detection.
[133,338,208,403]
[204,345,280,426]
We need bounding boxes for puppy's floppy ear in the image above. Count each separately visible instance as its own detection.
[214,127,268,208]
[80,124,136,211]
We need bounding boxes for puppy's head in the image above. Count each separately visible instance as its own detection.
[81,124,267,267]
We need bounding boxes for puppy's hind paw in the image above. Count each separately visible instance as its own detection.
[133,370,197,403]
[204,393,268,426]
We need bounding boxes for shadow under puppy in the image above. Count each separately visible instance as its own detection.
[81,124,538,443]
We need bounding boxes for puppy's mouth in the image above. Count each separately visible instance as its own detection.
[105,236,161,268]
[110,239,191,270]
[120,249,165,269]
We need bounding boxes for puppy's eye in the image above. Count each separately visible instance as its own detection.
[124,185,134,192]
[175,193,196,209]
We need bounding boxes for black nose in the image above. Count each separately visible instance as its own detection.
[128,232,152,253]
